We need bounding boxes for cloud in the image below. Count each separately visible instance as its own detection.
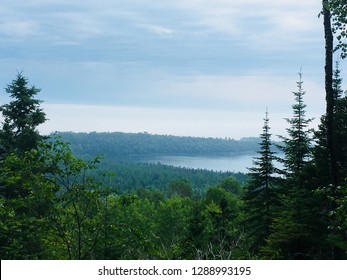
[0,0,322,47]
[137,23,175,36]
[0,20,39,38]
[0,0,324,79]
[168,0,322,51]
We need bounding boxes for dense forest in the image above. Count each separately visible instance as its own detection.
[52,131,251,193]
[1,2,347,260]
[52,131,254,193]
[95,160,248,194]
[56,131,262,158]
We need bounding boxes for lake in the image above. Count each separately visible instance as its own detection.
[129,153,258,173]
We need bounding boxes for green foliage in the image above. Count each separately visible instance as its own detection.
[0,73,54,259]
[313,62,347,187]
[179,201,206,259]
[218,176,242,195]
[47,138,111,259]
[277,71,313,188]
[154,196,194,259]
[328,184,347,255]
[242,110,278,253]
[327,0,347,58]
[0,73,46,157]
[0,150,56,259]
[55,131,261,158]
[262,188,327,259]
[166,179,193,198]
[261,72,334,259]
[201,186,244,259]
[313,63,347,258]
[315,184,347,258]
[96,159,248,194]
[98,194,159,259]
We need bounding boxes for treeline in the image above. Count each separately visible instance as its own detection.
[1,70,347,260]
[55,131,262,159]
[96,160,248,194]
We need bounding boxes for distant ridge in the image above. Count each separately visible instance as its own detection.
[53,131,267,159]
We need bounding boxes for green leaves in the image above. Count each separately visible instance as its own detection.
[327,0,347,58]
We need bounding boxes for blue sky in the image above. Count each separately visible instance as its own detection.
[0,0,345,139]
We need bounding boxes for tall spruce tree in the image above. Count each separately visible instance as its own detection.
[277,71,313,188]
[242,109,277,252]
[262,72,324,259]
[313,62,347,259]
[0,73,48,200]
[0,72,46,158]
[330,62,347,187]
[0,73,55,259]
[314,61,347,187]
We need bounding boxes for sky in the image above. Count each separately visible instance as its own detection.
[0,0,346,139]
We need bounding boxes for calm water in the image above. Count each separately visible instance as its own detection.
[134,153,258,173]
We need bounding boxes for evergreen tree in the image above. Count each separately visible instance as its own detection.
[314,61,347,187]
[0,74,56,259]
[242,109,278,252]
[0,73,48,200]
[0,73,46,158]
[0,150,56,259]
[263,72,324,259]
[313,62,347,259]
[330,62,347,185]
[277,71,313,188]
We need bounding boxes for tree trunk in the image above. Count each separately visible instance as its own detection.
[323,0,337,186]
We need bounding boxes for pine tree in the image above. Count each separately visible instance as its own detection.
[242,109,278,252]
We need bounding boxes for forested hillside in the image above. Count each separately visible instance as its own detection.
[52,131,251,193]
[55,131,262,158]
[97,160,248,194]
